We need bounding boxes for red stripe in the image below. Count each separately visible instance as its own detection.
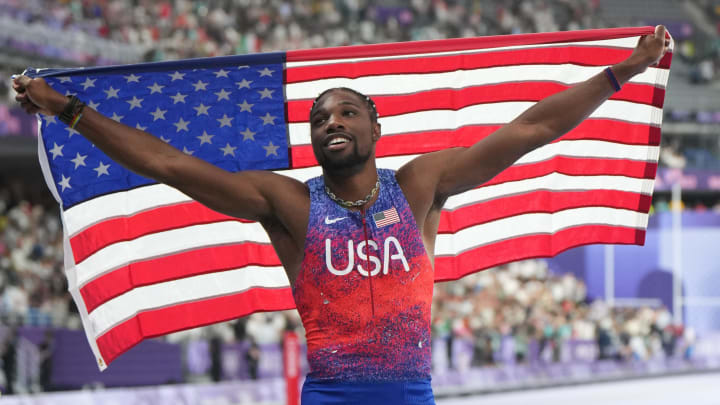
[290,120,661,168]
[438,190,652,233]
[434,225,645,281]
[287,46,636,83]
[80,243,279,313]
[286,27,660,62]
[287,82,663,123]
[96,287,295,364]
[70,201,250,264]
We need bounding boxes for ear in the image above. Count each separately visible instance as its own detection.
[371,122,381,142]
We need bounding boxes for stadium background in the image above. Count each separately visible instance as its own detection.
[0,0,719,403]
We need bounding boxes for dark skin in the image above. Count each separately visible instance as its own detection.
[14,26,670,287]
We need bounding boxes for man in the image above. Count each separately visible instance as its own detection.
[14,26,668,404]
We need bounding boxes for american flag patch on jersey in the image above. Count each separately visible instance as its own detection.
[373,207,400,228]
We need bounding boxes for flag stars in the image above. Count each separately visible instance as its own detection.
[214,69,230,78]
[58,77,72,83]
[135,123,147,131]
[71,153,88,169]
[127,96,144,110]
[148,82,165,94]
[65,127,80,138]
[94,162,110,177]
[42,114,57,126]
[104,86,120,99]
[260,112,277,125]
[170,92,188,104]
[124,74,141,83]
[263,141,280,156]
[192,80,209,91]
[58,175,72,191]
[110,112,124,122]
[151,107,168,121]
[235,79,252,89]
[64,90,78,97]
[183,147,194,155]
[81,78,97,90]
[258,67,274,77]
[88,100,100,110]
[237,100,253,112]
[173,117,190,132]
[49,143,64,159]
[197,131,214,145]
[194,103,211,116]
[258,88,274,99]
[160,136,171,143]
[220,143,237,156]
[169,71,186,81]
[241,128,256,141]
[214,88,231,101]
[217,114,233,128]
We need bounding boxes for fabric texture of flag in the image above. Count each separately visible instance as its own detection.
[28,26,672,369]
[374,207,401,228]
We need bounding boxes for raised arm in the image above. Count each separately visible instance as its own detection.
[402,25,670,201]
[12,75,308,224]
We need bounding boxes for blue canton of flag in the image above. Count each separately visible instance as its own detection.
[27,53,289,209]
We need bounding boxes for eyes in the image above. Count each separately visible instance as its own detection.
[311,109,358,126]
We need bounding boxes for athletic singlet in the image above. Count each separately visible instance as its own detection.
[292,169,434,382]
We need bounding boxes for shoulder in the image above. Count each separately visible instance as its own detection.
[395,147,467,201]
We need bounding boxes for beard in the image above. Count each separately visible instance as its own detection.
[317,143,372,174]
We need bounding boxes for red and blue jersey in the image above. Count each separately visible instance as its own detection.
[292,169,434,382]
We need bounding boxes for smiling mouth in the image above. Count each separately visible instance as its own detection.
[324,134,352,150]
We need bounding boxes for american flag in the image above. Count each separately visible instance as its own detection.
[374,207,401,228]
[30,26,672,369]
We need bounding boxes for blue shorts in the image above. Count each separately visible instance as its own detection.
[301,376,435,405]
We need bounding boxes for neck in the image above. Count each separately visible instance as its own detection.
[323,161,379,204]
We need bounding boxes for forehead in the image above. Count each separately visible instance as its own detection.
[313,90,365,111]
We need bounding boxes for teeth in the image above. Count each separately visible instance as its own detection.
[329,138,348,145]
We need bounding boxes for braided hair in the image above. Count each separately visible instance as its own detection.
[309,87,379,123]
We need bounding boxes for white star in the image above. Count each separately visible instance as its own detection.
[110,112,124,122]
[65,127,80,137]
[160,136,171,143]
[64,90,77,97]
[59,77,72,83]
[148,82,165,94]
[71,153,87,169]
[170,92,187,104]
[237,100,253,112]
[235,79,252,89]
[49,143,64,159]
[192,80,208,91]
[169,71,186,81]
[238,65,249,69]
[104,86,120,99]
[88,100,100,110]
[127,96,144,110]
[150,107,167,121]
[197,131,214,145]
[258,88,274,99]
[135,123,147,131]
[215,88,231,101]
[173,117,190,132]
[124,74,141,83]
[263,141,280,156]
[217,114,233,128]
[194,103,211,116]
[94,162,110,177]
[81,78,96,90]
[258,67,274,77]
[220,143,237,156]
[241,128,256,141]
[214,69,229,78]
[183,147,194,155]
[58,175,71,191]
[260,112,277,125]
[42,115,57,126]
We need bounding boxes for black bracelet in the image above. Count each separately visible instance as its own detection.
[58,96,86,127]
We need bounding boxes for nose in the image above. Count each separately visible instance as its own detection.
[326,113,345,132]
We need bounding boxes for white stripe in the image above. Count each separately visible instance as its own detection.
[285,64,665,100]
[75,221,270,287]
[86,266,289,338]
[64,185,193,236]
[287,37,641,67]
[289,100,663,145]
[444,173,656,210]
[434,206,648,256]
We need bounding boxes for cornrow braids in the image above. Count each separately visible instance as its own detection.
[309,87,379,123]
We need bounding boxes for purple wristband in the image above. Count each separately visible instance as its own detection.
[604,67,621,92]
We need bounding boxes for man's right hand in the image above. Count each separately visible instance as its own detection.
[12,76,68,117]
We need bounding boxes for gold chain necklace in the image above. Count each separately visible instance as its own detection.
[325,178,380,208]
